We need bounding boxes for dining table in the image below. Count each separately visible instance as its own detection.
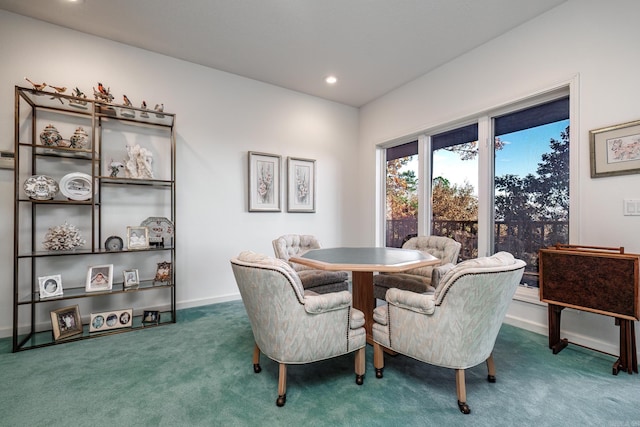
[289,247,439,343]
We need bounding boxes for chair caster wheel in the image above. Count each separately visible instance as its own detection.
[276,394,286,407]
[458,400,471,414]
[253,363,262,373]
[487,374,496,383]
[355,374,364,385]
[375,368,383,379]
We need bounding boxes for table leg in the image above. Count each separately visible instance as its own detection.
[351,271,374,342]
[548,304,568,354]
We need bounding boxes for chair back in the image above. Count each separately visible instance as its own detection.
[402,235,462,276]
[272,234,321,271]
[387,252,525,368]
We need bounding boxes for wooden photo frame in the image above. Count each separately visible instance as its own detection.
[590,119,640,178]
[248,151,281,212]
[142,310,160,325]
[127,226,149,250]
[90,308,133,332]
[86,264,114,292]
[123,269,139,288]
[39,274,63,299]
[153,261,172,284]
[287,157,316,212]
[50,305,82,341]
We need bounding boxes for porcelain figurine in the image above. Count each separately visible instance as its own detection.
[140,101,149,118]
[69,126,89,149]
[25,77,46,91]
[40,124,62,146]
[120,94,135,118]
[70,87,88,108]
[93,82,114,103]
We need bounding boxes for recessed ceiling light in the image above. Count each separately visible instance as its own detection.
[325,76,338,85]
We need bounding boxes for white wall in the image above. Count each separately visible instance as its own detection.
[359,0,640,356]
[0,11,360,337]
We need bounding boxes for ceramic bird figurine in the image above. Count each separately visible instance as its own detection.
[25,77,47,91]
[72,87,86,98]
[154,103,164,112]
[50,85,67,94]
[97,82,108,95]
[123,94,133,107]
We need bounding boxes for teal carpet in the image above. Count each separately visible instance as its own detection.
[0,300,638,426]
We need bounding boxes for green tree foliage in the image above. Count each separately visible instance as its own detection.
[495,126,569,221]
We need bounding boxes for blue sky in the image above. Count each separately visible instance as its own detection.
[431,119,569,193]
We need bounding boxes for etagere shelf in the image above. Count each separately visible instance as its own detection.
[12,86,176,351]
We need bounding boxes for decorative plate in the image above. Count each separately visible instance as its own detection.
[141,217,174,244]
[105,235,124,251]
[59,172,93,201]
[24,175,59,200]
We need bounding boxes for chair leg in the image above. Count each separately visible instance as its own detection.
[486,353,496,383]
[276,363,287,407]
[373,342,384,378]
[253,344,262,373]
[455,369,471,414]
[355,347,365,385]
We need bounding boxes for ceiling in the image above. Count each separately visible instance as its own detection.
[0,0,566,107]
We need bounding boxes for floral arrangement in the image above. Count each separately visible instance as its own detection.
[43,222,86,251]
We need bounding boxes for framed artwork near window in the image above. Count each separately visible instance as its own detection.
[50,305,82,341]
[248,151,281,212]
[590,119,640,178]
[287,157,316,213]
[86,264,114,292]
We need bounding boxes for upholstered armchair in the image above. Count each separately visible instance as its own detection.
[230,251,366,407]
[373,235,461,300]
[372,252,525,414]
[272,234,349,294]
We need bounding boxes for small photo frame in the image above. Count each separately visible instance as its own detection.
[287,157,316,213]
[127,226,149,250]
[154,261,172,284]
[39,274,63,299]
[248,151,281,212]
[123,269,140,288]
[90,308,133,332]
[50,305,82,341]
[590,119,640,178]
[86,264,114,292]
[142,310,160,325]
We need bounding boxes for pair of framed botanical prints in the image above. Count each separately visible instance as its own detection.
[248,152,316,213]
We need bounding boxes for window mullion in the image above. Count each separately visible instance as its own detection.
[476,115,492,257]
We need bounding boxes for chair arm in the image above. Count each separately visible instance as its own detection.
[350,308,365,329]
[386,288,435,315]
[304,290,352,314]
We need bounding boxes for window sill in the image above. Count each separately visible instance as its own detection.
[513,285,545,306]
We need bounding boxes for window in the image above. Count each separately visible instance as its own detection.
[379,88,571,291]
[385,141,418,247]
[431,124,479,260]
[493,97,570,287]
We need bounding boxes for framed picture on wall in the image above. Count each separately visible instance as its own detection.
[248,151,281,212]
[287,157,316,213]
[590,119,640,178]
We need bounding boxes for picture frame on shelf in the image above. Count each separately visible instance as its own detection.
[38,274,63,299]
[248,151,281,212]
[50,305,82,341]
[142,310,160,325]
[105,235,124,251]
[590,119,640,178]
[153,261,172,284]
[127,226,149,250]
[123,269,139,288]
[287,157,316,213]
[90,308,133,332]
[86,264,114,292]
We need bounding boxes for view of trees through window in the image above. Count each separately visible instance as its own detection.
[385,97,570,287]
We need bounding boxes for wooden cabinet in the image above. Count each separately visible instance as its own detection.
[12,86,176,351]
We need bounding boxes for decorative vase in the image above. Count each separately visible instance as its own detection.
[39,124,62,146]
[69,126,89,149]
